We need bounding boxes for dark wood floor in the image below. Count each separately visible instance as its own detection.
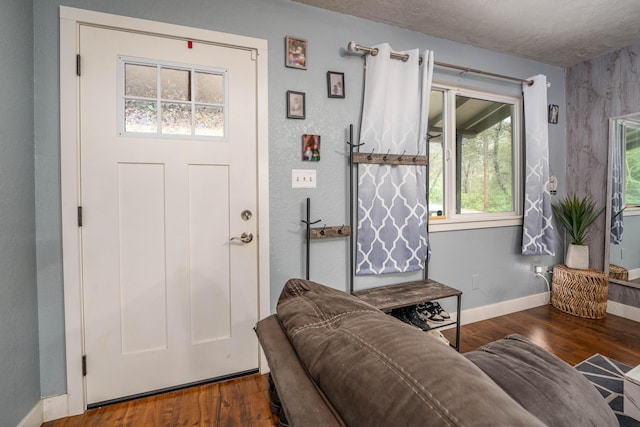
[43,304,640,427]
[43,374,278,427]
[441,303,640,367]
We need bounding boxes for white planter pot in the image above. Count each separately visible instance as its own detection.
[566,244,589,270]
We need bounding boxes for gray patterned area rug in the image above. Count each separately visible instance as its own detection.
[575,354,640,426]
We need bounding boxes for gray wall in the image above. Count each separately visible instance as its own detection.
[566,44,640,270]
[33,0,565,398]
[0,0,41,425]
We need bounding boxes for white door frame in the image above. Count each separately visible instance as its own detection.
[59,6,270,415]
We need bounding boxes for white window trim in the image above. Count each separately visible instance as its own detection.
[429,83,523,232]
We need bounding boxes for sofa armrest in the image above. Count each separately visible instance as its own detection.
[255,315,344,427]
[465,334,618,427]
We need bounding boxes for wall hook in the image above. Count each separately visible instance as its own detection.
[398,150,406,161]
[301,219,321,225]
[320,224,326,236]
[413,151,422,163]
[367,148,375,160]
[338,224,344,234]
[383,149,390,161]
[347,140,365,148]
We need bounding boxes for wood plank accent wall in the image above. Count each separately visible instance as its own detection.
[566,43,640,270]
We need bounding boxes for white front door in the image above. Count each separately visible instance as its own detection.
[79,24,259,404]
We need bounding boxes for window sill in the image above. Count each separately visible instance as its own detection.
[429,216,523,232]
[624,206,640,217]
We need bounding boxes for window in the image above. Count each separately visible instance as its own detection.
[119,57,227,139]
[624,122,640,207]
[428,84,522,230]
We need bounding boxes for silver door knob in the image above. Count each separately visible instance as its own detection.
[230,232,253,244]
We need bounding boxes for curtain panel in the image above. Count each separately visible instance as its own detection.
[521,74,555,256]
[356,44,433,275]
[610,121,624,244]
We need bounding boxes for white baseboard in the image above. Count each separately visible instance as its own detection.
[17,401,42,427]
[629,268,640,281]
[458,292,640,325]
[459,292,550,326]
[17,394,70,426]
[436,292,550,331]
[607,300,640,323]
[43,394,69,422]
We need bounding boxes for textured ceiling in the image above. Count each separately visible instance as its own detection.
[292,0,640,67]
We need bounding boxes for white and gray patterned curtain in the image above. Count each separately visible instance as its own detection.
[356,44,434,275]
[521,74,555,256]
[610,121,624,244]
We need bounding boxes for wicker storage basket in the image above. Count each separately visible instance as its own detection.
[551,264,608,319]
[609,264,629,281]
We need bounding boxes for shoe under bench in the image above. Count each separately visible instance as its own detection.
[352,279,462,351]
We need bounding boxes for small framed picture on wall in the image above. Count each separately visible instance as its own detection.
[287,91,305,119]
[302,134,320,161]
[327,71,345,98]
[285,36,307,70]
[548,104,559,124]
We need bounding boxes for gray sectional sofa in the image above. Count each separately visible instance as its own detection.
[255,278,618,426]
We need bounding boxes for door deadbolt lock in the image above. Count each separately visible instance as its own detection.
[241,210,252,221]
[230,232,253,244]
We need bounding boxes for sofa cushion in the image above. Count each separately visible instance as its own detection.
[465,334,618,427]
[276,278,546,426]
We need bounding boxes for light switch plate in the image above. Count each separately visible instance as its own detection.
[291,169,317,188]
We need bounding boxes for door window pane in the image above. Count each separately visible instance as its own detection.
[195,72,224,104]
[125,64,157,98]
[195,106,224,136]
[161,102,192,135]
[161,68,191,101]
[125,100,157,133]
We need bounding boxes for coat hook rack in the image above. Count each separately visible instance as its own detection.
[310,224,351,239]
[353,150,428,166]
[301,198,351,280]
[348,123,428,166]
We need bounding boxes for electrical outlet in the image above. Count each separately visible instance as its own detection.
[534,265,547,274]
[291,169,317,189]
[472,274,480,290]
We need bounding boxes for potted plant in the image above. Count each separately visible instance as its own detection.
[551,195,605,270]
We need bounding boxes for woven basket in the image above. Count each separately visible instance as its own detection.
[551,264,608,319]
[609,264,629,281]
